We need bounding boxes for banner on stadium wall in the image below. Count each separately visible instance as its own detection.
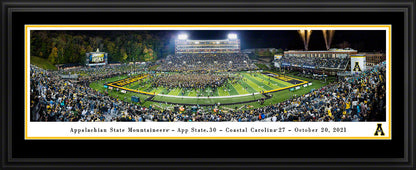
[303,65,315,69]
[274,54,283,60]
[351,55,366,73]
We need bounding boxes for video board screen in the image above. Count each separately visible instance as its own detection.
[89,53,105,63]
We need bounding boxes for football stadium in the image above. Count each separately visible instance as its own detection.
[30,30,387,122]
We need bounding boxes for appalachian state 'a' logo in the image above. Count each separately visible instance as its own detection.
[374,123,385,136]
[353,62,362,72]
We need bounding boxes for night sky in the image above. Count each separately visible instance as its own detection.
[65,29,387,52]
[169,30,386,52]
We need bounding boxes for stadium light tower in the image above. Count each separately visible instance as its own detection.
[178,34,188,40]
[228,33,237,39]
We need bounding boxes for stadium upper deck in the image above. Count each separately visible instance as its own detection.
[175,33,240,54]
[283,48,358,57]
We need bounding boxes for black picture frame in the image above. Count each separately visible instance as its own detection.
[1,0,414,169]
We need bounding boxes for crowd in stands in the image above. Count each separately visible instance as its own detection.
[30,59,386,122]
[157,53,257,72]
[61,64,147,87]
[30,63,153,122]
[56,63,83,70]
[280,55,349,69]
[265,62,386,122]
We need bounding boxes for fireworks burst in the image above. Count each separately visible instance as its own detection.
[322,30,335,50]
[298,29,312,50]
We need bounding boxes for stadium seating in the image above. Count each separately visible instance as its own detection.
[30,59,386,122]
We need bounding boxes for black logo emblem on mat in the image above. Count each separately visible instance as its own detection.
[353,62,362,72]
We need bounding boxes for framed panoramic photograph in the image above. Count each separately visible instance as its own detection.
[25,25,391,140]
[1,0,414,170]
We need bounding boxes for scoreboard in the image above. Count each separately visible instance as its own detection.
[86,51,108,66]
[90,53,105,63]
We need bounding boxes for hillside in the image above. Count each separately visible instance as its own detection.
[30,56,58,70]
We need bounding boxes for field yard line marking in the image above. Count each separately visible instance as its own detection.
[243,75,266,91]
[157,93,260,99]
[260,73,292,87]
[217,87,230,96]
[238,80,257,93]
[231,83,248,95]
[188,89,198,97]
[167,88,181,96]
[227,83,240,95]
[250,74,274,90]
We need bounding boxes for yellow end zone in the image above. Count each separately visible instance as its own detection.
[262,71,309,93]
[106,74,154,95]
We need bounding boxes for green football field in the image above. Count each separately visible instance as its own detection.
[123,72,296,97]
[89,71,332,109]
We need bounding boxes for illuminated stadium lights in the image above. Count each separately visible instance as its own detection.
[178,34,188,40]
[175,36,241,54]
[228,33,237,39]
